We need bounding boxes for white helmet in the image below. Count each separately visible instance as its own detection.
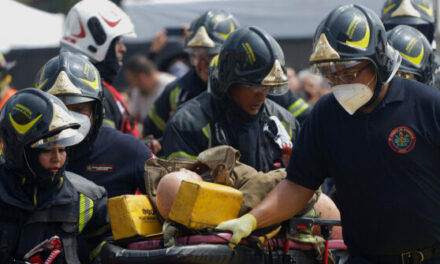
[61,0,136,63]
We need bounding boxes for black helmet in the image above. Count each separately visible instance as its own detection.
[381,0,435,43]
[34,52,103,139]
[387,25,435,85]
[0,88,87,174]
[310,4,401,89]
[185,9,240,54]
[208,26,288,98]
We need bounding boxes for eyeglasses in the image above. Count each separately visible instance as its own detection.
[314,61,372,85]
[321,63,371,85]
[238,84,288,96]
[247,85,272,94]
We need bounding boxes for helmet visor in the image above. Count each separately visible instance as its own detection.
[30,112,91,148]
[239,83,288,96]
[260,59,289,96]
[312,60,365,75]
[312,60,370,85]
[265,83,289,96]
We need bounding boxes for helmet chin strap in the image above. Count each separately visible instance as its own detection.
[23,149,38,181]
[94,39,119,84]
[362,73,382,108]
[362,51,400,109]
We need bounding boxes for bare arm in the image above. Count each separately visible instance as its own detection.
[250,179,315,228]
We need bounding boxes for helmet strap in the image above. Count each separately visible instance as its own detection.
[94,39,120,84]
[362,73,383,108]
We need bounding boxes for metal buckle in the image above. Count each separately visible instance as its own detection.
[401,250,425,264]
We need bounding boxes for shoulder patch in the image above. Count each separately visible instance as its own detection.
[86,164,114,173]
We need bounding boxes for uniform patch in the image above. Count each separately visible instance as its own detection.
[86,164,114,172]
[388,126,416,154]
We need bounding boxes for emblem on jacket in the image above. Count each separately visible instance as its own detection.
[388,126,416,154]
[86,164,114,172]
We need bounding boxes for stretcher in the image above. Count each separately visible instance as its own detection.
[101,218,349,264]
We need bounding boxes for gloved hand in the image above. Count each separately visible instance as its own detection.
[216,214,257,246]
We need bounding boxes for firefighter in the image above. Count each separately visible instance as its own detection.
[218,5,440,263]
[0,89,108,263]
[61,0,138,137]
[34,52,152,198]
[163,26,298,172]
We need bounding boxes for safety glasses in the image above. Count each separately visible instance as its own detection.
[241,84,288,96]
[313,60,372,85]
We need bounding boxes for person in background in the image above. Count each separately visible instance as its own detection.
[61,0,139,137]
[387,25,436,86]
[163,27,298,172]
[142,9,240,155]
[0,52,16,110]
[144,9,310,155]
[34,52,152,198]
[381,0,440,89]
[286,67,301,94]
[147,29,191,78]
[381,0,436,47]
[298,69,330,105]
[125,54,175,134]
[0,52,17,150]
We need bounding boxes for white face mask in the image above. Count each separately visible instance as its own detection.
[331,73,376,115]
[332,83,373,115]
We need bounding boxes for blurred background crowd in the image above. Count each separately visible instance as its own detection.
[1,0,439,137]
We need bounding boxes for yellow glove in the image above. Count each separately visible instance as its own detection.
[216,214,257,246]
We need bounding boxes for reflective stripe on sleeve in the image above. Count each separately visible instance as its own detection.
[169,86,181,111]
[288,98,310,117]
[102,118,116,128]
[201,123,212,148]
[89,241,106,262]
[79,193,94,233]
[148,105,167,131]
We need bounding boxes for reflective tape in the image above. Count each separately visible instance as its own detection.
[148,105,167,131]
[169,86,181,111]
[89,241,106,262]
[79,193,94,233]
[201,123,212,148]
[288,98,310,117]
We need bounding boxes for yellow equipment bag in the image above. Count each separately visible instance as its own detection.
[168,179,243,229]
[108,195,162,241]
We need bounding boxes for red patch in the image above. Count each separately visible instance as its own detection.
[388,126,416,154]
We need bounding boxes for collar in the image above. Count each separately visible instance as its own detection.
[0,165,76,211]
[186,68,206,93]
[381,76,405,106]
[68,136,94,163]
